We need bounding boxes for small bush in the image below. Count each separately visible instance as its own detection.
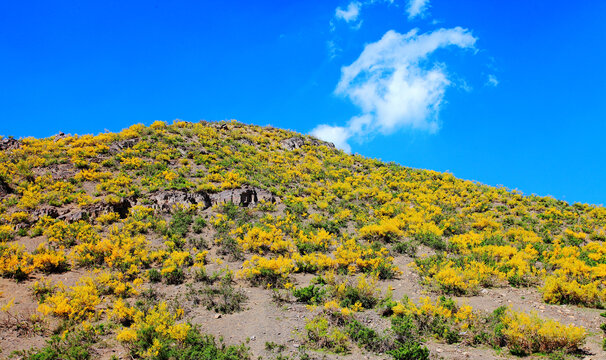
[163,268,185,285]
[168,209,193,238]
[293,285,325,305]
[499,309,586,355]
[345,320,388,352]
[148,269,161,283]
[393,241,416,257]
[304,316,349,354]
[388,341,430,360]
[188,273,247,314]
[192,216,207,234]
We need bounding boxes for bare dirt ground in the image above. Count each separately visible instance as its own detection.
[0,246,603,359]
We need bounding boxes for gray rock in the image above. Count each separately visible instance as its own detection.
[58,210,87,222]
[84,197,132,219]
[149,190,211,212]
[237,138,254,147]
[210,186,277,207]
[0,137,20,151]
[0,178,12,197]
[280,137,306,151]
[53,132,70,142]
[31,206,63,220]
[109,138,138,154]
[280,136,335,151]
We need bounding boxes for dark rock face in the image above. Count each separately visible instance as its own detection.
[31,206,61,220]
[53,132,70,142]
[210,186,277,208]
[148,187,276,212]
[84,197,133,219]
[280,136,335,151]
[149,190,211,212]
[237,138,255,147]
[212,122,229,131]
[0,137,20,151]
[0,178,11,197]
[280,137,306,151]
[31,198,133,222]
[109,139,138,154]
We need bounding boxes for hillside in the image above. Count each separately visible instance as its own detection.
[0,120,605,360]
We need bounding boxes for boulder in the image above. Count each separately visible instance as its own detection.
[280,136,335,151]
[210,186,277,208]
[53,132,70,142]
[280,137,305,151]
[149,190,211,212]
[31,206,63,220]
[109,138,138,154]
[0,178,11,197]
[83,197,133,219]
[237,138,255,147]
[0,137,20,151]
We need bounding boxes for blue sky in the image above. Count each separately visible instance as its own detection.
[1,0,605,205]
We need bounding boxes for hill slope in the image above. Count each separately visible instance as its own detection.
[0,120,604,359]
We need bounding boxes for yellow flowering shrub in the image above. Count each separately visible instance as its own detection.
[500,309,586,355]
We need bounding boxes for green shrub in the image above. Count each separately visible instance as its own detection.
[304,316,349,354]
[19,327,102,360]
[168,209,193,238]
[192,216,207,234]
[131,324,250,359]
[393,241,416,257]
[339,285,377,309]
[415,231,446,251]
[345,320,388,352]
[148,268,161,283]
[388,341,430,360]
[163,268,185,285]
[293,285,325,305]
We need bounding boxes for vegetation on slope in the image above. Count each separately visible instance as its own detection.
[0,120,603,359]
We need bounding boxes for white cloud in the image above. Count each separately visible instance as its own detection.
[310,124,352,153]
[335,1,361,23]
[406,0,430,19]
[486,74,499,87]
[311,27,477,152]
[326,40,340,59]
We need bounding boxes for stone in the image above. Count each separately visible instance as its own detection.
[84,197,133,219]
[53,132,70,142]
[237,138,254,147]
[280,137,305,151]
[149,190,211,212]
[210,186,278,208]
[0,137,20,151]
[0,178,12,197]
[31,206,63,220]
[109,138,138,154]
[280,136,335,151]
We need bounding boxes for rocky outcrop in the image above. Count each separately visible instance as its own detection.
[53,132,70,142]
[0,137,20,151]
[149,190,211,212]
[237,138,255,147]
[83,197,133,219]
[31,206,62,220]
[147,186,277,212]
[0,178,11,197]
[30,198,133,222]
[210,186,277,208]
[109,138,138,154]
[280,136,335,151]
